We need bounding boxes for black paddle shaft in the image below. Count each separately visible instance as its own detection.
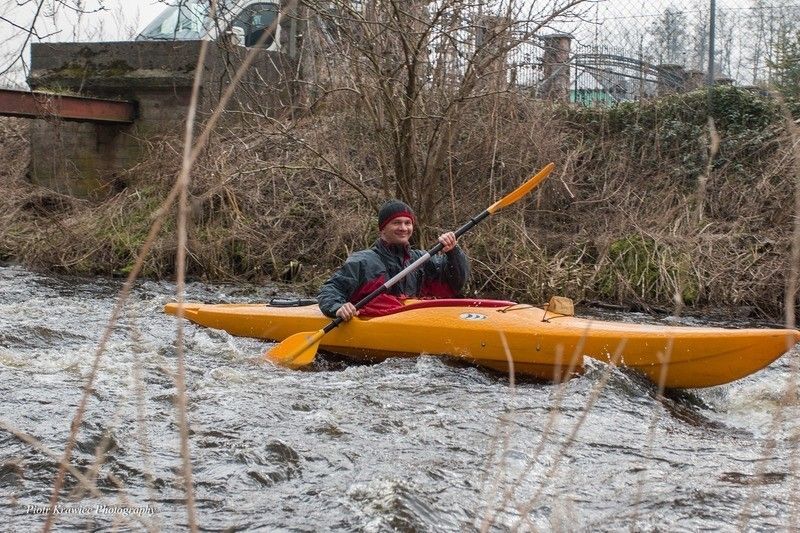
[322,209,491,334]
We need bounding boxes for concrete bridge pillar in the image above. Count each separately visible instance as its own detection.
[27,39,296,197]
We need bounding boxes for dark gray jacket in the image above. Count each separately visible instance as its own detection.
[317,238,470,318]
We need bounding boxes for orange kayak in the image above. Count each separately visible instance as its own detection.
[164,298,800,388]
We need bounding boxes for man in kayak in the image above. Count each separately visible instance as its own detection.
[317,199,470,321]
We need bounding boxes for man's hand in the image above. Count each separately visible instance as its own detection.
[438,231,457,253]
[336,302,359,321]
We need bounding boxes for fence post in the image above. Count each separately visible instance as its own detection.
[706,0,717,88]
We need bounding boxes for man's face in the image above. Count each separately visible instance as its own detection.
[380,216,414,246]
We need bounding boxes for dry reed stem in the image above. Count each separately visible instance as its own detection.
[786,355,800,533]
[129,315,161,531]
[170,20,213,533]
[477,331,517,532]
[73,411,120,500]
[737,91,800,525]
[168,3,301,528]
[772,91,800,531]
[697,117,720,223]
[42,183,179,532]
[737,363,797,530]
[775,98,800,330]
[480,331,587,530]
[511,339,628,532]
[71,309,152,495]
[629,339,674,529]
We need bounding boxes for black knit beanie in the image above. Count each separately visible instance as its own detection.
[378,199,416,230]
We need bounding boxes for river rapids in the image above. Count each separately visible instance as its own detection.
[1,264,799,531]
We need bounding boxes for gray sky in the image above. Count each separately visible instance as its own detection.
[0,0,169,86]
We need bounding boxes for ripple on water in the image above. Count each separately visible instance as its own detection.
[347,478,451,532]
[240,440,303,488]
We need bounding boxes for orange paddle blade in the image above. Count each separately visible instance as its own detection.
[487,163,554,214]
[264,329,324,368]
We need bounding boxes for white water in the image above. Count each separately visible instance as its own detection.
[1,264,799,531]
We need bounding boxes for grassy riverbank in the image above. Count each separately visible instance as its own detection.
[1,86,797,320]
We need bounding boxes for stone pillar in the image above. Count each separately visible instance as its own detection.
[657,64,687,96]
[474,14,511,90]
[685,69,706,91]
[540,34,571,101]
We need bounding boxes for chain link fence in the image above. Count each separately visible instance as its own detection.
[331,0,799,104]
[4,0,799,105]
[560,0,800,104]
[396,0,800,105]
[516,0,800,105]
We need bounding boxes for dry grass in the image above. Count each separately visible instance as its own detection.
[0,84,797,320]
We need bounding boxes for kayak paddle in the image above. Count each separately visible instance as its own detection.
[264,162,556,368]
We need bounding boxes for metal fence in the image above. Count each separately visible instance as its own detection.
[560,0,800,104]
[354,0,800,105]
[403,0,800,105]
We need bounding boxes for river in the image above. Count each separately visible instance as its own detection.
[1,264,799,532]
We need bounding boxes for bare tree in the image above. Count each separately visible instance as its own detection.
[690,4,708,72]
[649,6,689,66]
[299,0,590,230]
